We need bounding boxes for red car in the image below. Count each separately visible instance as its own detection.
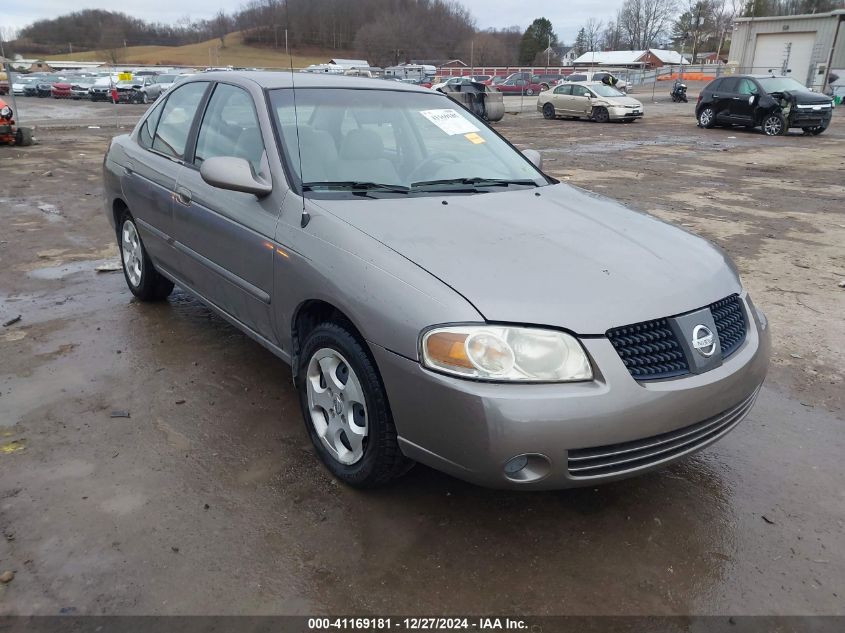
[51,82,72,99]
[495,77,545,96]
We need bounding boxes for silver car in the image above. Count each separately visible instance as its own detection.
[538,81,644,123]
[103,73,770,489]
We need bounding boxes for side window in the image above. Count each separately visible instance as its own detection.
[572,85,589,98]
[152,82,208,159]
[194,83,265,175]
[138,99,166,149]
[707,79,723,92]
[719,78,739,93]
[553,84,572,95]
[737,79,758,95]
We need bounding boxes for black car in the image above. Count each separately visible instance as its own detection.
[696,74,834,136]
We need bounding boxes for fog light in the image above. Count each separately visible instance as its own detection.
[504,455,529,475]
[502,453,552,483]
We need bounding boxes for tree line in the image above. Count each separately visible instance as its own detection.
[4,0,843,66]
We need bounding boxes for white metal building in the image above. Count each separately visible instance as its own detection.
[728,9,844,88]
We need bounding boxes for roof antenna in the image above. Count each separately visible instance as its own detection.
[283,6,309,228]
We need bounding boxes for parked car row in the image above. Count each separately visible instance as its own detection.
[433,71,627,97]
[11,70,186,104]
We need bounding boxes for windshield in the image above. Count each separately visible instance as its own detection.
[757,77,809,93]
[591,84,625,97]
[94,77,114,86]
[157,74,177,83]
[269,88,547,197]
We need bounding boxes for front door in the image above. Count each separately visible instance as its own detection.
[731,78,759,124]
[570,85,593,116]
[119,81,210,273]
[171,82,281,341]
[713,77,738,123]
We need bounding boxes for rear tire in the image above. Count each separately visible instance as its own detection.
[698,106,716,128]
[14,127,33,147]
[118,210,174,301]
[296,322,412,488]
[542,102,556,120]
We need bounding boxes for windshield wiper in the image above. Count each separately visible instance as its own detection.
[410,177,540,191]
[302,181,410,194]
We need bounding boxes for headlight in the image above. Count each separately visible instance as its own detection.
[0,106,12,119]
[421,325,593,382]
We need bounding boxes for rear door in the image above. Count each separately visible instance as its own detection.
[119,81,210,272]
[171,81,281,341]
[551,84,573,114]
[713,77,738,122]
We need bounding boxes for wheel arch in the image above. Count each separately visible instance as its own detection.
[290,298,368,380]
[112,198,129,238]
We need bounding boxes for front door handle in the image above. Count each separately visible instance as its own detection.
[175,187,192,206]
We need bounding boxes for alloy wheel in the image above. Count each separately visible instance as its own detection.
[699,108,714,127]
[121,220,143,287]
[306,348,368,465]
[763,115,783,136]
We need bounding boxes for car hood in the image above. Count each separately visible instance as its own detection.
[773,89,833,105]
[313,184,741,334]
[599,96,641,107]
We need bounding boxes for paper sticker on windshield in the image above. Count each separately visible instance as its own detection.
[464,132,485,144]
[419,109,479,135]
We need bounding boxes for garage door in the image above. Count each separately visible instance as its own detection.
[752,32,816,85]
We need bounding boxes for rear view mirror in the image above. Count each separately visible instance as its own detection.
[523,149,543,170]
[200,156,272,197]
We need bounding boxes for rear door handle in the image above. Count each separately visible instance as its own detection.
[175,187,192,206]
[123,161,134,175]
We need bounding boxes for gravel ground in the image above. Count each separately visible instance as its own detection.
[0,94,842,616]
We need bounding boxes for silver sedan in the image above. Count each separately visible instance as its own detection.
[102,72,770,489]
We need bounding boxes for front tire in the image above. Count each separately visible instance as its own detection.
[296,322,411,488]
[592,106,610,123]
[698,106,716,128]
[525,88,534,96]
[118,211,174,301]
[542,102,556,120]
[762,113,786,136]
[802,124,827,136]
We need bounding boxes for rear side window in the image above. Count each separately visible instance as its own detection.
[137,99,166,149]
[719,78,739,92]
[194,83,265,175]
[706,78,723,92]
[152,82,208,159]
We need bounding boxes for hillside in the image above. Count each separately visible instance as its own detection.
[44,32,337,69]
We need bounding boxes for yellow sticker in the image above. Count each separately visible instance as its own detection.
[465,132,486,144]
[118,72,133,81]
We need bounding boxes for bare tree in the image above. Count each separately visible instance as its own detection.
[584,18,605,52]
[213,10,230,48]
[620,0,678,49]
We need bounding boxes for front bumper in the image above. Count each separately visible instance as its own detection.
[609,106,644,120]
[788,107,832,128]
[372,293,770,489]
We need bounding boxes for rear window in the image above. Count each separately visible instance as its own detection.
[567,74,587,82]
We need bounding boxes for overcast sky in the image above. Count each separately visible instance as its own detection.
[4,0,628,45]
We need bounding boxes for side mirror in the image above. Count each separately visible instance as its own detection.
[748,95,755,104]
[523,149,543,170]
[200,156,272,197]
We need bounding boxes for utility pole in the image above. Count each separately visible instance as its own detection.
[470,40,474,75]
[547,34,551,69]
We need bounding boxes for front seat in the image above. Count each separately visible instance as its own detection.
[336,129,400,184]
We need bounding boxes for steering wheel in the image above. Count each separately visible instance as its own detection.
[408,153,460,182]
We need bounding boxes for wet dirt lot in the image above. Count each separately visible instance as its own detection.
[0,95,843,616]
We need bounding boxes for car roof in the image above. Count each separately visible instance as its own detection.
[182,71,431,93]
[565,81,612,87]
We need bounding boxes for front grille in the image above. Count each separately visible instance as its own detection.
[709,294,746,358]
[606,318,689,381]
[567,388,759,478]
[607,294,748,381]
